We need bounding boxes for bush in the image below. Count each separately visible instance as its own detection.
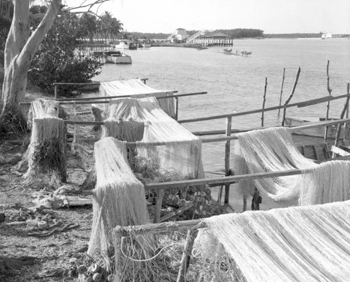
[28,10,103,97]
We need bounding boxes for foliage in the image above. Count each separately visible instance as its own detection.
[78,13,98,42]
[214,28,264,38]
[28,10,103,96]
[0,0,13,51]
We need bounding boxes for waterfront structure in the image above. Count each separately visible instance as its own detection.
[190,31,233,46]
[167,28,189,42]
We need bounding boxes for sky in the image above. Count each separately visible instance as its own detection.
[67,0,350,34]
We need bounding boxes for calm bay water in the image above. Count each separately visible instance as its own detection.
[94,38,350,173]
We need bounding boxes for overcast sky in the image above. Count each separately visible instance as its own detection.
[68,0,350,34]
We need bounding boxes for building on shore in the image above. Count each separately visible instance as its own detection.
[167,28,189,42]
[190,31,233,46]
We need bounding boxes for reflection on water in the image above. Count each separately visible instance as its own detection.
[94,39,350,174]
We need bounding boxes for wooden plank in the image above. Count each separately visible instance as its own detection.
[178,93,350,124]
[296,96,332,108]
[331,146,350,157]
[114,219,206,236]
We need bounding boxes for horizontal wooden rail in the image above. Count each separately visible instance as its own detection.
[114,219,206,236]
[57,91,178,101]
[178,93,350,123]
[52,78,148,86]
[82,168,305,196]
[200,117,350,143]
[64,117,350,143]
[20,92,207,106]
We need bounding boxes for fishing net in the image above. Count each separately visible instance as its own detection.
[300,160,350,205]
[88,137,150,267]
[27,99,61,129]
[233,127,318,203]
[108,97,204,180]
[23,117,67,186]
[100,78,176,118]
[198,200,350,282]
[103,97,207,218]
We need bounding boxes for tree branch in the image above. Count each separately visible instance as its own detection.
[17,0,62,73]
[64,0,110,12]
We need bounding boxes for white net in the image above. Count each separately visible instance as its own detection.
[233,127,318,202]
[88,137,150,267]
[300,160,350,205]
[100,78,176,118]
[107,97,204,180]
[202,200,350,282]
[23,117,67,185]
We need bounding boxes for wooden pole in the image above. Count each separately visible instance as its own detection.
[57,91,178,101]
[282,67,301,126]
[154,189,164,223]
[346,83,350,141]
[199,117,350,143]
[277,68,286,120]
[332,84,350,158]
[54,85,58,100]
[175,97,179,120]
[324,60,333,143]
[261,77,268,127]
[224,117,232,204]
[176,229,199,282]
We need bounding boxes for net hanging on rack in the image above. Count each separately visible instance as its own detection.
[233,127,318,202]
[106,97,204,180]
[200,200,350,282]
[88,137,150,265]
[100,79,176,118]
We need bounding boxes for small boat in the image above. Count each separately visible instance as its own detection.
[321,33,332,40]
[139,43,151,50]
[224,48,232,53]
[104,51,132,64]
[285,117,341,139]
[129,42,138,50]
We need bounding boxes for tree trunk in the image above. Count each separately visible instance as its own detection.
[0,0,62,131]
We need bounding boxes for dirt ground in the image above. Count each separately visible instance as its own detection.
[0,130,94,282]
[0,91,227,281]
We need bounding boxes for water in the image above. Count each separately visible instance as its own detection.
[94,38,350,173]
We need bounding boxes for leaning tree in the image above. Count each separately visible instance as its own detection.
[0,0,109,132]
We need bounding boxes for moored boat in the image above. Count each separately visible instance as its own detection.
[105,51,132,64]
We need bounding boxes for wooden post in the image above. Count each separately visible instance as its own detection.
[261,77,268,127]
[333,84,350,158]
[176,229,199,282]
[345,83,350,142]
[277,68,286,120]
[175,97,179,120]
[54,84,58,100]
[113,229,123,281]
[282,67,301,126]
[324,60,333,143]
[224,117,232,204]
[154,189,164,223]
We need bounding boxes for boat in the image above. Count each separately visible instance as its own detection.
[321,33,332,39]
[224,48,232,53]
[104,51,132,64]
[129,42,138,50]
[139,43,151,50]
[112,41,129,50]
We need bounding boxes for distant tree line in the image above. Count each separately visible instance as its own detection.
[128,32,170,40]
[264,33,322,38]
[127,28,265,40]
[214,29,264,38]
